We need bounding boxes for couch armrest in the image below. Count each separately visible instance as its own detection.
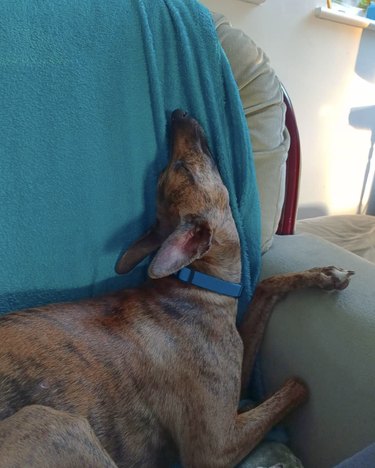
[260,233,375,468]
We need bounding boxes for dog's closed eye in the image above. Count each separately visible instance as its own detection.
[173,160,188,172]
[173,160,195,183]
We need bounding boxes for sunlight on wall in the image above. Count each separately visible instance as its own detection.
[327,74,375,214]
[200,0,375,216]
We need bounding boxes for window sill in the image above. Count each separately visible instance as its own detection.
[315,6,375,31]
[240,0,266,4]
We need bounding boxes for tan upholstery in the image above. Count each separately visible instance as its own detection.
[261,234,375,467]
[297,214,375,264]
[213,12,289,253]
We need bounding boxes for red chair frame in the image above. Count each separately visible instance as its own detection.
[277,85,301,235]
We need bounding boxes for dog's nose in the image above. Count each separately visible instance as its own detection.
[171,109,188,121]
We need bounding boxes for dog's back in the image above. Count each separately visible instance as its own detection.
[0,277,242,466]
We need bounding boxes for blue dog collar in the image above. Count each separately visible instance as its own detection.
[175,267,243,298]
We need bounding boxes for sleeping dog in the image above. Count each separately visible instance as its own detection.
[0,110,353,467]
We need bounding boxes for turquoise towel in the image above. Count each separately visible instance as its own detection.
[0,0,261,322]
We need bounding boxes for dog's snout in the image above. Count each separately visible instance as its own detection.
[172,109,188,122]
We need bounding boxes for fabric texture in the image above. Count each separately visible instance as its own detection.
[238,441,303,468]
[0,0,261,320]
[261,233,375,467]
[212,12,289,253]
[296,214,375,263]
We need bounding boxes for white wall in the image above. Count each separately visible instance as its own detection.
[201,0,375,216]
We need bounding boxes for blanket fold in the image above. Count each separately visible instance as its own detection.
[0,0,261,320]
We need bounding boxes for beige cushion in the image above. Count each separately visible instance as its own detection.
[213,12,290,253]
[296,214,375,263]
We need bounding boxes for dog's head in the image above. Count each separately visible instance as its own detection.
[116,110,235,278]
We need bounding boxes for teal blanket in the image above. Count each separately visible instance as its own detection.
[0,0,261,322]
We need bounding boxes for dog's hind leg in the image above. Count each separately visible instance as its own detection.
[223,377,308,468]
[180,377,308,468]
[239,266,354,396]
[0,405,118,468]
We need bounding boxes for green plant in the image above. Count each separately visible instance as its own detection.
[333,0,371,9]
[357,0,371,9]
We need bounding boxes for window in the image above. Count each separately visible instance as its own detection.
[316,0,375,30]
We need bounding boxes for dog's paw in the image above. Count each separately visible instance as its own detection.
[311,266,355,291]
[283,377,309,404]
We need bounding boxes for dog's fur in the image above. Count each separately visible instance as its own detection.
[0,110,353,467]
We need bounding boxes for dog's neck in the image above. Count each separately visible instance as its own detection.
[190,218,241,285]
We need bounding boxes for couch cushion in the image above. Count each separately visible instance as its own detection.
[296,215,375,263]
[213,12,290,253]
[261,233,375,466]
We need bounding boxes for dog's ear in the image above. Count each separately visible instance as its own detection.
[148,220,212,279]
[115,225,163,274]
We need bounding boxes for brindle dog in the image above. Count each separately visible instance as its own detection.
[0,110,353,467]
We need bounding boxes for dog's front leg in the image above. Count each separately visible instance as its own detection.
[239,266,354,395]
